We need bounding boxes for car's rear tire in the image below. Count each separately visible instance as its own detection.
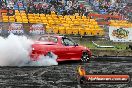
[81,52,90,62]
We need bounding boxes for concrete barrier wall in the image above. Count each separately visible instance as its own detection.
[91,49,132,56]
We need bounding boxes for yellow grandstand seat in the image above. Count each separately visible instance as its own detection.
[82,24,89,27]
[40,16,47,20]
[22,19,28,23]
[94,25,100,29]
[16,19,23,23]
[85,21,91,25]
[43,22,49,25]
[61,20,67,24]
[52,26,58,29]
[29,19,36,23]
[42,19,48,23]
[63,23,69,27]
[52,14,57,18]
[123,23,129,27]
[66,20,73,24]
[9,17,15,22]
[78,28,85,36]
[16,17,22,19]
[58,15,63,18]
[82,16,87,19]
[46,14,51,17]
[48,20,54,23]
[52,17,58,20]
[71,27,79,35]
[74,21,80,25]
[47,17,53,20]
[58,26,65,34]
[89,25,95,29]
[72,19,78,21]
[121,20,127,23]
[28,14,34,16]
[2,13,7,16]
[110,20,115,23]
[76,16,81,19]
[15,13,21,16]
[98,29,105,36]
[90,19,96,22]
[34,15,39,17]
[21,16,27,19]
[69,24,75,27]
[92,22,98,25]
[78,19,84,21]
[40,14,45,17]
[35,16,41,20]
[9,16,15,18]
[54,20,61,24]
[2,16,8,19]
[21,13,26,16]
[83,19,88,22]
[28,16,35,20]
[65,27,72,34]
[2,18,8,22]
[112,23,119,27]
[64,15,70,19]
[65,18,71,21]
[52,26,59,34]
[34,14,39,16]
[9,19,15,22]
[90,29,98,36]
[79,21,86,25]
[70,16,75,19]
[35,20,42,23]
[85,28,92,35]
[59,17,65,21]
[128,23,132,27]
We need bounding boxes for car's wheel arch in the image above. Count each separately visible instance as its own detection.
[81,50,90,62]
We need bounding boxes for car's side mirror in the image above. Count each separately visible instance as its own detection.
[65,43,69,46]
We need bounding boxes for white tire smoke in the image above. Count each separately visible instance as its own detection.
[0,34,58,66]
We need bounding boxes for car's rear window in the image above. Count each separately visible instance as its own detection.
[39,36,58,43]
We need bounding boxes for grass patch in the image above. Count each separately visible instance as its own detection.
[78,41,128,50]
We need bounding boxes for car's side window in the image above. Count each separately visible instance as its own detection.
[62,38,75,46]
[50,37,58,43]
[39,36,58,43]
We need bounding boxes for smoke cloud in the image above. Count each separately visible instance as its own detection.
[0,34,58,66]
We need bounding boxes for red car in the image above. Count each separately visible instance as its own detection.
[30,35,92,62]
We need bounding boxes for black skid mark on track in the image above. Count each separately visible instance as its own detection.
[0,60,131,87]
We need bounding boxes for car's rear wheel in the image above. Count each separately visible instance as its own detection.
[81,52,90,62]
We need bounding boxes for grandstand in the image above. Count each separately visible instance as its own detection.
[0,10,104,36]
[0,0,131,36]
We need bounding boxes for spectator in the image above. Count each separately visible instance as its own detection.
[7,7,15,16]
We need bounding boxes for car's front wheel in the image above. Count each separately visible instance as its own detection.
[81,52,90,62]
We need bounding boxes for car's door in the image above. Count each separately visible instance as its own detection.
[38,36,68,59]
[62,37,82,59]
[47,37,69,60]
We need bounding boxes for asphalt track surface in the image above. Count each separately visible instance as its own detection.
[0,57,132,88]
